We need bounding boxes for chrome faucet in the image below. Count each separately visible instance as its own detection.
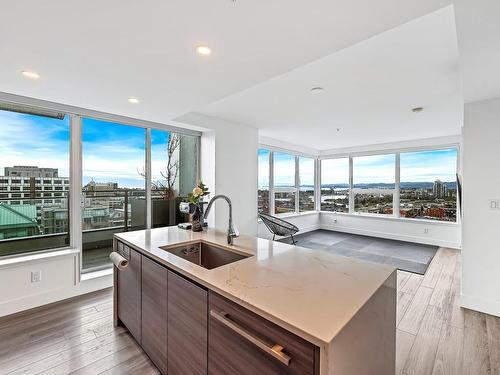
[204,195,239,245]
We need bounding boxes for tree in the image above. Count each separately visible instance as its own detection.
[139,133,180,199]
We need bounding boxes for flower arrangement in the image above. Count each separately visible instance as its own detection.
[187,182,210,232]
[187,181,210,205]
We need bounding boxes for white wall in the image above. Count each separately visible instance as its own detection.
[462,97,500,317]
[321,212,460,248]
[0,250,112,316]
[177,112,259,236]
[257,211,460,248]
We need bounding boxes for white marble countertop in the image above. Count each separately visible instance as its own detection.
[115,227,395,347]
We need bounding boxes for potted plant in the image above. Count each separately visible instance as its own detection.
[187,181,210,232]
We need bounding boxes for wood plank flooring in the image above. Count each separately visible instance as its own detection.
[0,247,498,374]
[397,247,500,375]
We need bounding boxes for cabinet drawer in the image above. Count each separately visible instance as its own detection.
[208,291,319,375]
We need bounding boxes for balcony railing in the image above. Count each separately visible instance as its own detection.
[0,189,188,272]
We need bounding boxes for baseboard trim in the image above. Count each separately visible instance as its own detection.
[461,293,500,317]
[320,224,461,249]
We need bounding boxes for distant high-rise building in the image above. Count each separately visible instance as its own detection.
[433,179,447,199]
[0,166,69,233]
[4,166,59,178]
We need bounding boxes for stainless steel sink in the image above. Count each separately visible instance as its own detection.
[160,242,251,269]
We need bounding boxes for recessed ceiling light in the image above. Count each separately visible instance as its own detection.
[310,87,324,93]
[412,107,424,113]
[21,70,40,80]
[196,45,212,56]
[128,97,140,104]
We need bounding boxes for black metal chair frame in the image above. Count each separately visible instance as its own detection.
[259,213,299,245]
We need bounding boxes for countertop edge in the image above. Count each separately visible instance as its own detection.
[114,231,396,348]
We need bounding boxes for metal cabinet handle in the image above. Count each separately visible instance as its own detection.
[210,309,292,366]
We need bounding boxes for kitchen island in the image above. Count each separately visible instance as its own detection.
[113,227,396,375]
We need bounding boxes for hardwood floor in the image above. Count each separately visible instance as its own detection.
[0,247,498,374]
[397,247,500,375]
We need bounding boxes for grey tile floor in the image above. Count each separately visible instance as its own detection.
[278,229,438,274]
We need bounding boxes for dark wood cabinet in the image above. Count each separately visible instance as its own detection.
[208,291,319,375]
[167,270,208,375]
[117,246,142,344]
[115,240,320,375]
[141,256,168,374]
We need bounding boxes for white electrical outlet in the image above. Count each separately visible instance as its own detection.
[31,270,42,283]
[490,200,500,210]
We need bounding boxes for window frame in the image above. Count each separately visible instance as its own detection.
[319,143,460,224]
[0,94,201,272]
[258,145,317,217]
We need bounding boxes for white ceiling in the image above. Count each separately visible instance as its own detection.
[198,6,463,150]
[1,1,500,151]
[1,0,450,127]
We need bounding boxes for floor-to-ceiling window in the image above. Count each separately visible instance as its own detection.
[81,118,146,272]
[0,98,200,277]
[151,129,198,228]
[0,108,70,256]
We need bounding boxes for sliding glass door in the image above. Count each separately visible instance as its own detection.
[81,118,146,272]
[151,129,198,228]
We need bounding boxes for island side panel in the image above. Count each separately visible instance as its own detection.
[323,270,397,375]
[113,238,118,327]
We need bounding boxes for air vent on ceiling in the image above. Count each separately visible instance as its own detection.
[0,102,66,120]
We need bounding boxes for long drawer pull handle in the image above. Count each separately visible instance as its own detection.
[210,309,291,366]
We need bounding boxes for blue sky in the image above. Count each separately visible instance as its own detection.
[82,119,178,188]
[82,118,146,188]
[0,109,70,176]
[1,111,457,189]
[0,110,175,189]
[260,148,458,188]
[258,149,315,188]
[400,148,457,182]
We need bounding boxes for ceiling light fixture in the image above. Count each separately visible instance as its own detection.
[412,107,424,113]
[128,97,140,104]
[196,45,212,56]
[21,70,40,80]
[310,87,324,93]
